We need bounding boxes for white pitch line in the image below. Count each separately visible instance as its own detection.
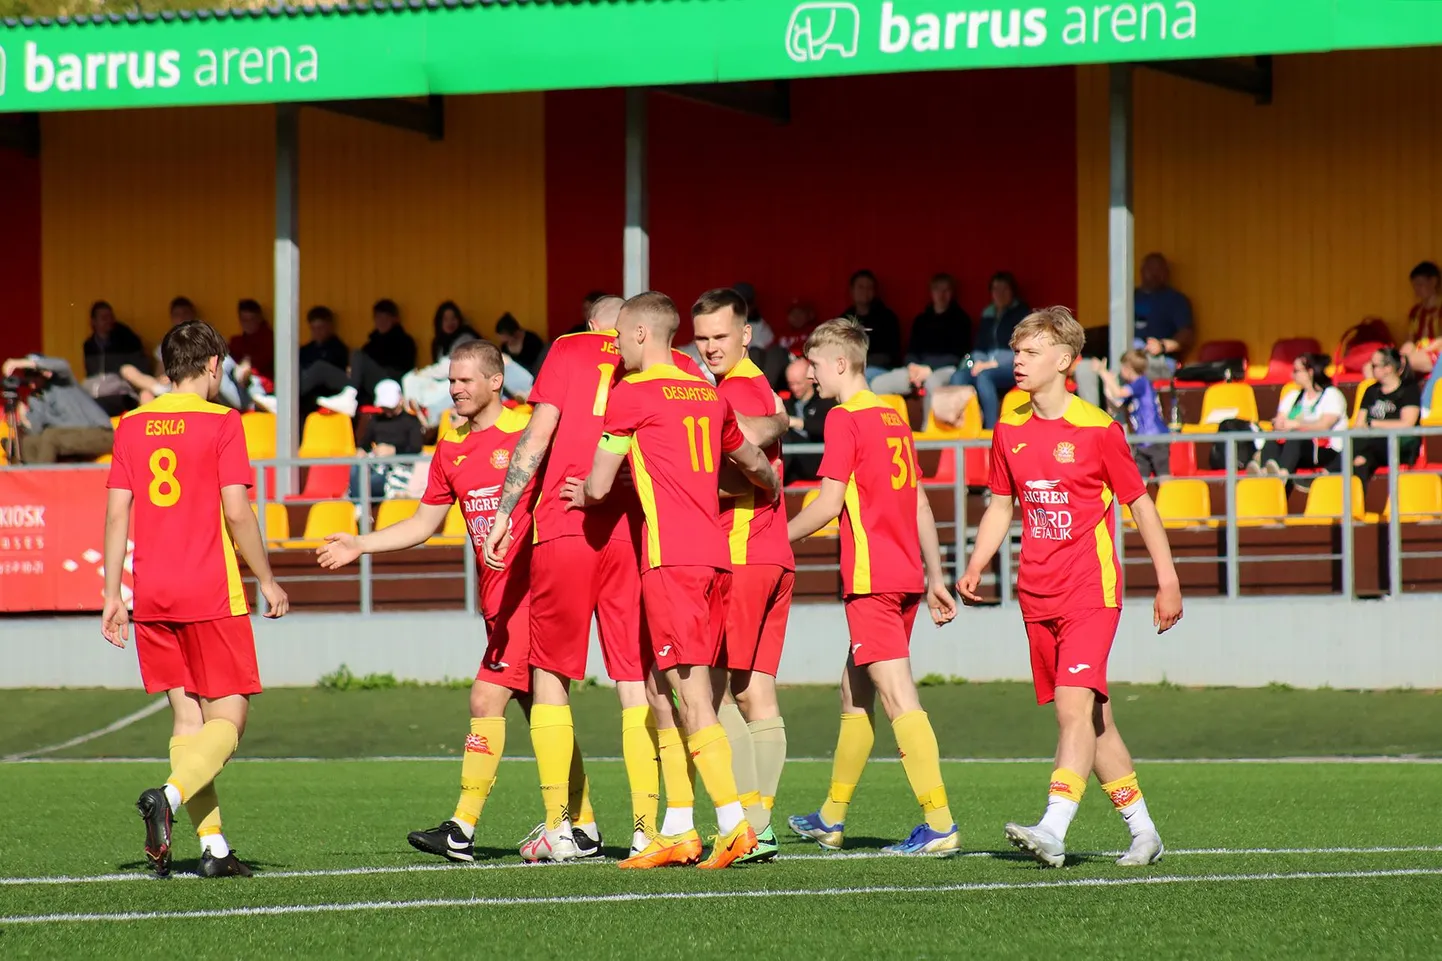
[2,697,169,762]
[3,845,1439,888]
[7,755,1442,765]
[5,867,1442,926]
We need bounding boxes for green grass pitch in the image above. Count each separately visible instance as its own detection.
[2,684,1441,960]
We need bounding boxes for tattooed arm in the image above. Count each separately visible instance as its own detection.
[482,402,560,570]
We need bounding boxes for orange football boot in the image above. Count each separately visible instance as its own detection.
[618,830,704,869]
[697,821,758,870]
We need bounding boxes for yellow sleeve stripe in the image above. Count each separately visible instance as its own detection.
[599,433,632,455]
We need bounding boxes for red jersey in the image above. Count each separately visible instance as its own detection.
[528,329,704,545]
[988,396,1147,621]
[600,364,745,571]
[817,390,923,596]
[423,407,535,570]
[1409,301,1442,348]
[717,357,793,571]
[775,322,819,358]
[106,392,252,622]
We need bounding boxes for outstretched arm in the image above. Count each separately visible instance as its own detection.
[787,478,845,541]
[318,502,450,569]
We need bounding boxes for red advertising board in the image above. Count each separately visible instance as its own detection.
[0,467,123,613]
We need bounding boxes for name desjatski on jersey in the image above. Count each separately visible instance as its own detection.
[527,329,705,545]
[106,392,253,621]
[988,398,1147,621]
[717,357,794,570]
[816,390,924,596]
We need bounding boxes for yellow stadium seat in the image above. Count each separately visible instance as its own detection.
[1352,380,1376,419]
[95,453,113,463]
[1120,501,1136,530]
[1198,383,1259,426]
[1001,389,1029,418]
[800,489,839,537]
[876,393,910,425]
[250,502,290,546]
[376,499,421,530]
[241,411,277,461]
[297,412,356,459]
[427,502,468,546]
[285,500,357,549]
[1383,472,1442,522]
[1155,479,1215,529]
[1423,380,1442,427]
[917,402,980,440]
[1234,477,1288,527]
[1286,475,1369,526]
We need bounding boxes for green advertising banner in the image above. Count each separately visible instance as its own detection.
[1,0,1441,113]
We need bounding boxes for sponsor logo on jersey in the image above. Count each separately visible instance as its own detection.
[1022,479,1069,505]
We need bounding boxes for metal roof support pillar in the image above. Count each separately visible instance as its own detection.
[623,88,650,298]
[274,103,301,497]
[1108,64,1135,371]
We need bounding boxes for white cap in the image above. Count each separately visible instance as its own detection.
[373,379,403,409]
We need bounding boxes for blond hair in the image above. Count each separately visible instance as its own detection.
[1121,348,1149,376]
[1010,306,1085,360]
[805,317,869,368]
[621,291,680,341]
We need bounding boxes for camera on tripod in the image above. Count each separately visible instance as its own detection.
[1,369,48,403]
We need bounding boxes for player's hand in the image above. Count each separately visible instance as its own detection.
[926,577,957,626]
[956,566,986,605]
[101,593,129,649]
[260,580,290,618]
[483,517,511,571]
[1154,582,1183,634]
[317,532,362,570]
[560,476,585,508]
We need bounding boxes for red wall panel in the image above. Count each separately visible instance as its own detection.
[0,146,43,360]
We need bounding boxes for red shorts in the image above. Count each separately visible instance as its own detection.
[1024,607,1122,705]
[641,566,731,672]
[843,592,921,667]
[529,535,644,682]
[719,565,793,676]
[135,615,260,699]
[478,550,532,693]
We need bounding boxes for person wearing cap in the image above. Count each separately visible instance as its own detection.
[351,379,425,502]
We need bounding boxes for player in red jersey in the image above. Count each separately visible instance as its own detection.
[483,295,776,861]
[102,321,290,878]
[565,291,780,870]
[958,306,1183,869]
[316,340,601,862]
[784,318,962,857]
[690,288,793,864]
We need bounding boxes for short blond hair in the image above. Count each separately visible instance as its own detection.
[621,291,680,341]
[805,317,869,368]
[1010,306,1085,360]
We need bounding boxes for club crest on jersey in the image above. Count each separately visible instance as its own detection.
[490,449,511,469]
[1053,442,1076,464]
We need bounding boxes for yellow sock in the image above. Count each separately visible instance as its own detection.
[165,719,238,803]
[892,710,954,833]
[453,717,505,827]
[656,725,694,812]
[1049,767,1087,803]
[568,735,595,826]
[748,716,787,814]
[686,723,740,808]
[819,712,873,826]
[719,703,766,830]
[168,735,221,837]
[529,704,574,829]
[621,705,661,839]
[1100,772,1142,810]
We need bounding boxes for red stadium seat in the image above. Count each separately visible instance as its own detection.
[1264,338,1324,382]
[287,464,351,501]
[928,449,957,485]
[1168,441,1197,478]
[964,447,990,488]
[1196,339,1249,367]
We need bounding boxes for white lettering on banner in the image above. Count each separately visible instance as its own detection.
[21,41,317,96]
[0,506,46,529]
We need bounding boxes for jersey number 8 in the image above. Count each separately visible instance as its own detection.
[148,448,182,507]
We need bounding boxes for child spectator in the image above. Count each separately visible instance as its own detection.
[1094,350,1168,479]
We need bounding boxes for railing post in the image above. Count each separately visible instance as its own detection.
[951,441,965,583]
[255,463,269,616]
[358,456,373,616]
[1340,435,1355,599]
[1387,432,1402,598]
[1224,435,1239,599]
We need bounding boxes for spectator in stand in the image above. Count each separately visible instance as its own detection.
[870,273,973,407]
[565,291,609,337]
[398,301,481,427]
[1246,352,1347,479]
[229,299,276,412]
[119,296,247,410]
[760,300,819,389]
[843,269,902,384]
[298,305,351,415]
[948,271,1029,428]
[495,312,545,376]
[1094,350,1170,479]
[782,356,834,482]
[1402,262,1442,415]
[1351,347,1422,484]
[732,282,777,353]
[81,300,147,416]
[318,299,418,417]
[350,379,425,502]
[3,354,115,463]
[1075,253,1194,407]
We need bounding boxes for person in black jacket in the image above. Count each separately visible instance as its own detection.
[297,305,352,415]
[496,312,545,375]
[869,274,973,406]
[317,299,419,417]
[842,269,902,382]
[782,357,836,481]
[949,271,1030,428]
[81,301,147,415]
